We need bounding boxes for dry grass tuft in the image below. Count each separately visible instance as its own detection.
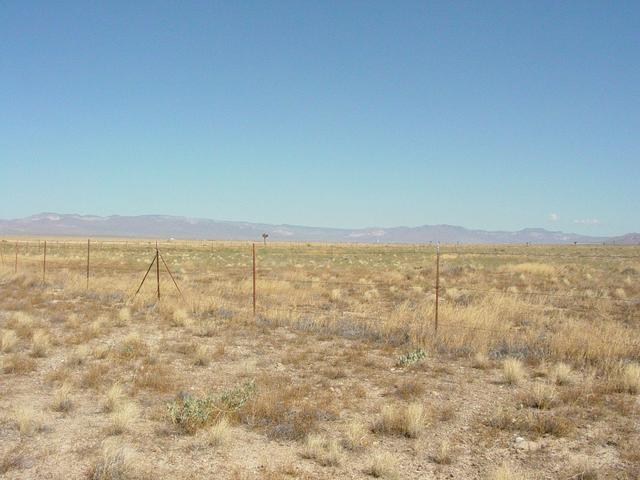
[502,358,525,385]
[374,402,424,438]
[1,353,36,374]
[30,329,50,357]
[14,407,45,435]
[301,434,342,466]
[607,362,640,394]
[342,420,370,451]
[133,363,177,392]
[171,308,193,327]
[366,452,399,479]
[89,441,138,480]
[104,384,126,413]
[66,345,91,367]
[237,377,321,440]
[518,383,558,410]
[1,330,19,353]
[51,383,73,412]
[432,440,453,465]
[504,262,555,276]
[394,379,425,400]
[550,362,573,386]
[471,351,491,369]
[563,456,599,480]
[116,308,131,326]
[108,401,138,435]
[486,463,526,480]
[193,345,210,366]
[81,363,109,389]
[201,417,231,447]
[116,333,149,360]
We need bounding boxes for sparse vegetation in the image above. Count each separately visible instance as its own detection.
[301,433,342,466]
[89,441,138,480]
[502,358,526,385]
[201,416,231,447]
[374,402,424,438]
[51,383,73,412]
[1,240,638,477]
[366,452,399,479]
[13,406,45,435]
[396,348,426,367]
[109,401,138,435]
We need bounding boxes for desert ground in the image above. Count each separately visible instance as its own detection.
[0,239,639,479]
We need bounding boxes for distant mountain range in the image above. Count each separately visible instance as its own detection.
[0,213,638,244]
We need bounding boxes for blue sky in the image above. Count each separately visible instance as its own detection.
[1,1,638,235]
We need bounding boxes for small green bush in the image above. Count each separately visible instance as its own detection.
[166,379,256,434]
[396,348,426,367]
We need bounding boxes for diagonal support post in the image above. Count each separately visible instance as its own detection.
[159,251,186,302]
[133,253,157,299]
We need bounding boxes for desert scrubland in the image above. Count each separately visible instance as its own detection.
[0,239,639,479]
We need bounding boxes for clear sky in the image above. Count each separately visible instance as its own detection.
[1,1,638,235]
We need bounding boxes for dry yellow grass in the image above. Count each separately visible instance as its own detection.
[201,417,231,447]
[366,452,399,479]
[30,329,50,357]
[342,420,370,451]
[13,406,45,435]
[1,239,639,478]
[89,441,138,480]
[301,434,342,466]
[486,463,526,480]
[1,329,18,353]
[432,440,453,465]
[502,358,526,385]
[103,383,126,413]
[51,382,73,412]
[518,383,557,410]
[608,362,640,394]
[550,362,573,385]
[374,402,424,438]
[108,400,138,435]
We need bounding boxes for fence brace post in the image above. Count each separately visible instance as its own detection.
[156,242,160,300]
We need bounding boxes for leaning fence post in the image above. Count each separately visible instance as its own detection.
[435,242,440,333]
[252,243,256,317]
[43,240,47,282]
[156,242,160,300]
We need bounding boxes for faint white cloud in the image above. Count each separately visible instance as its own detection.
[573,219,600,225]
[549,213,559,222]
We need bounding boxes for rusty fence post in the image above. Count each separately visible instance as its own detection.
[43,240,47,282]
[14,241,18,274]
[156,242,160,300]
[435,242,440,334]
[86,239,91,289]
[252,243,256,317]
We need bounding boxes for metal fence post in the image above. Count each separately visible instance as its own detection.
[252,243,256,317]
[86,239,91,289]
[156,242,160,300]
[14,241,18,274]
[43,240,47,282]
[435,242,440,333]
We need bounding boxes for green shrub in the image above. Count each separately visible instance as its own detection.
[396,348,426,367]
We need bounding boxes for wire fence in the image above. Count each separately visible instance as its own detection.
[1,239,639,342]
